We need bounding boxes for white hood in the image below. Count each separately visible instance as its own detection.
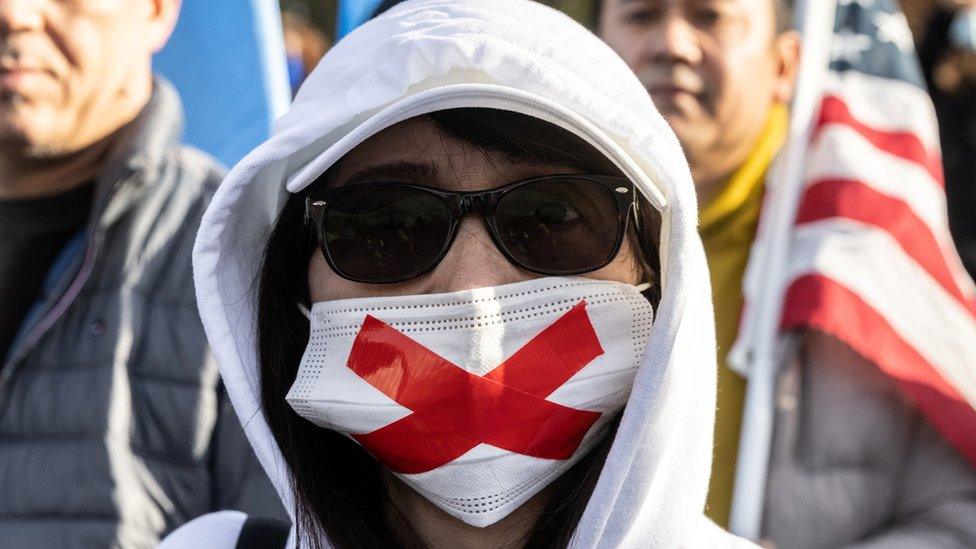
[192,0,746,546]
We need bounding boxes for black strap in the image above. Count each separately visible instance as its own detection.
[235,516,291,549]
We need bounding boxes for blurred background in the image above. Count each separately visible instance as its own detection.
[278,0,594,44]
[275,0,595,91]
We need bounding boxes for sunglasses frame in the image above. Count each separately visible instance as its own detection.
[305,174,636,284]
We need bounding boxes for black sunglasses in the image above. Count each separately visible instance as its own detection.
[305,174,636,284]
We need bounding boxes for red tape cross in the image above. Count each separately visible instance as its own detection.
[348,301,605,474]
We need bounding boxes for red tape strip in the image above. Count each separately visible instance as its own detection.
[349,301,605,473]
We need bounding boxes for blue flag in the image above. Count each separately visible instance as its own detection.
[154,0,291,168]
[337,0,386,38]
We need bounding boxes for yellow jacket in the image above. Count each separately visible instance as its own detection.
[701,104,788,526]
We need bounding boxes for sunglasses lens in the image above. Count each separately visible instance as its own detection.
[494,178,624,273]
[323,187,452,282]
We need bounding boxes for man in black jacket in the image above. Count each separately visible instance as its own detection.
[0,1,284,546]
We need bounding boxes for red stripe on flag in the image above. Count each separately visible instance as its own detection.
[815,95,944,185]
[797,178,976,316]
[782,274,976,469]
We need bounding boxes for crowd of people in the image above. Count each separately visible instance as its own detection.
[0,0,974,548]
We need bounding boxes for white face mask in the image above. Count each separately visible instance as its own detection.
[287,277,654,527]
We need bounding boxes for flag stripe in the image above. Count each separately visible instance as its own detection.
[782,274,976,469]
[790,220,976,407]
[797,178,976,314]
[815,95,944,185]
[822,71,940,151]
[805,126,976,300]
[807,125,948,244]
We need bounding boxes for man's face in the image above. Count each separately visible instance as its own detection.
[0,0,175,157]
[599,0,798,186]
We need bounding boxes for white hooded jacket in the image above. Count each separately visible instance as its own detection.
[163,1,754,547]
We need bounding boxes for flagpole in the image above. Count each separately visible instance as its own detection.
[727,0,837,540]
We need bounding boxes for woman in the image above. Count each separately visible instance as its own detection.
[164,0,750,547]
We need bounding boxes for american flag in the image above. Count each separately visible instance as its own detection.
[779,0,976,467]
[730,0,976,537]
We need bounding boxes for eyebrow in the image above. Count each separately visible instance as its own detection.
[338,161,438,186]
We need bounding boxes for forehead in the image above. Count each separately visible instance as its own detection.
[332,118,489,180]
[330,117,571,190]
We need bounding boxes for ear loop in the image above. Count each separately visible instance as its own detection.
[629,198,657,297]
[299,194,317,322]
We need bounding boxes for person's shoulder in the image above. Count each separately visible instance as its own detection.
[158,510,248,549]
[170,145,227,196]
[140,144,225,220]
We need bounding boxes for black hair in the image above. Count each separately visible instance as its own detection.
[592,0,795,35]
[257,108,661,548]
